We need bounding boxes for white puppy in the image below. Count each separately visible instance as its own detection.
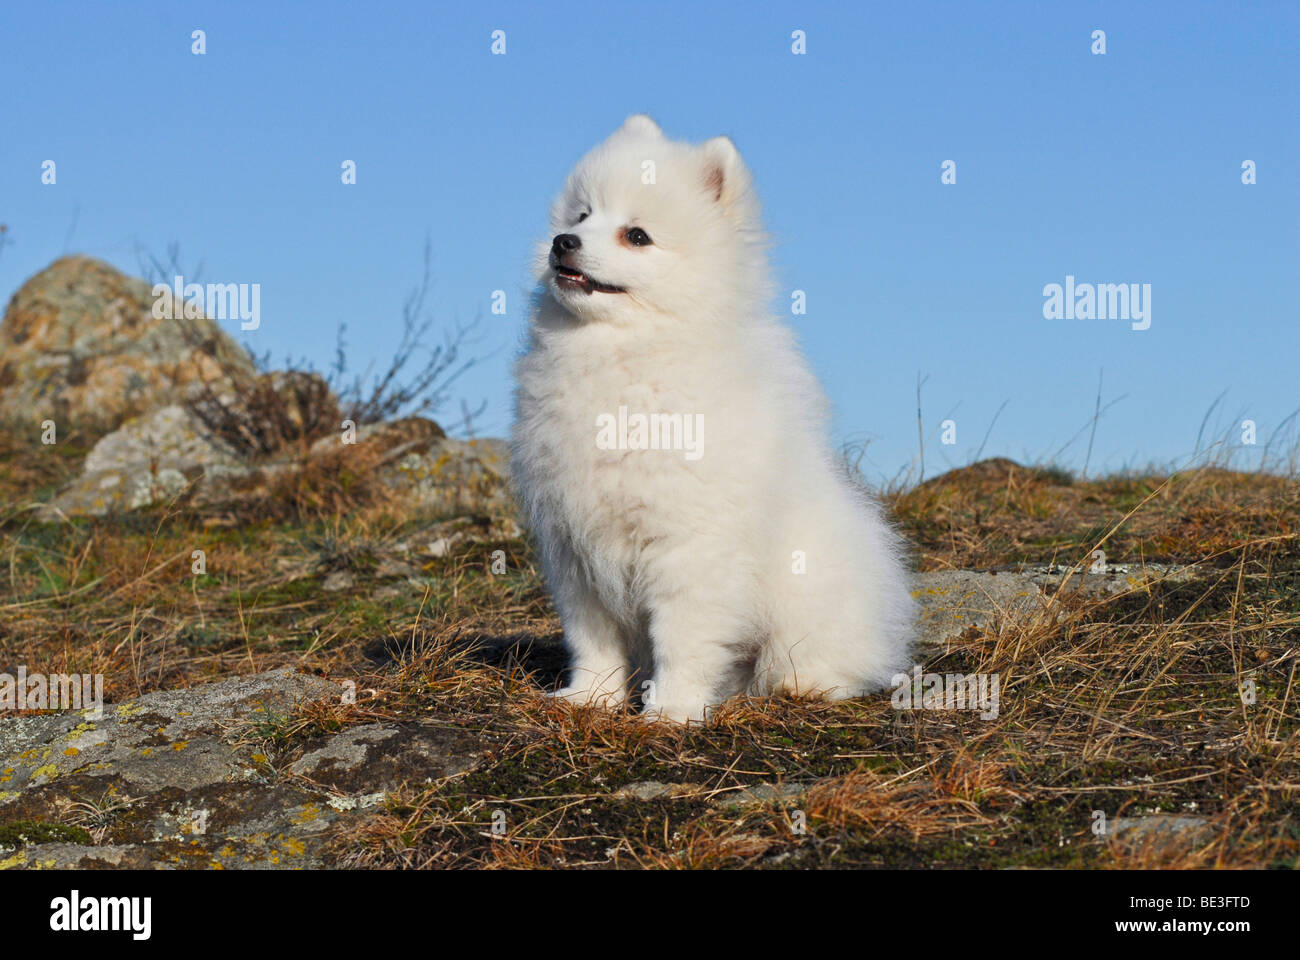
[511,115,914,722]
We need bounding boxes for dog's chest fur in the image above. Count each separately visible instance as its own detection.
[513,315,762,593]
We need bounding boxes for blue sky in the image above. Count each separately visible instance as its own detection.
[3,1,1297,483]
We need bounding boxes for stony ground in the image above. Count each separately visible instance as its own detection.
[1,439,1297,869]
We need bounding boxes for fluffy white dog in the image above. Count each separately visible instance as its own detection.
[511,115,914,722]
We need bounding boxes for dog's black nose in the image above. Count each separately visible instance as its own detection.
[552,233,581,254]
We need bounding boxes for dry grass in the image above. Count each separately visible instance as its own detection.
[890,457,1298,571]
[1,446,1296,869]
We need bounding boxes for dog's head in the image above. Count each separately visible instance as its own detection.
[537,115,765,323]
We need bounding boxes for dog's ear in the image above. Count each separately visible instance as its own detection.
[700,135,753,211]
[621,114,663,138]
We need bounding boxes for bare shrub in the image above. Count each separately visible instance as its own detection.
[327,238,484,427]
[183,368,339,460]
[143,239,485,462]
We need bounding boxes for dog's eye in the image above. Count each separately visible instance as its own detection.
[576,211,589,223]
[626,227,652,247]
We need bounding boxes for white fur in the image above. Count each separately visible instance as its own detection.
[511,116,915,723]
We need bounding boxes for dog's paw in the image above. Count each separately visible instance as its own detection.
[640,699,711,724]
[547,685,626,709]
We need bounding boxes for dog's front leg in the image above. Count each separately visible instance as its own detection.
[640,586,752,723]
[548,574,630,709]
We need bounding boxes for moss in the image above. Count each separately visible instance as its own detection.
[0,819,93,848]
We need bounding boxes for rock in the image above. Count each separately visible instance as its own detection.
[373,556,420,580]
[713,782,809,810]
[912,570,1044,647]
[1106,815,1212,847]
[612,781,691,801]
[401,515,524,560]
[0,669,484,869]
[2,259,529,521]
[36,405,241,518]
[286,723,480,793]
[1013,561,1196,598]
[911,563,1199,648]
[0,256,256,438]
[311,420,512,517]
[321,570,356,592]
[37,407,515,521]
[309,416,446,461]
[80,404,236,476]
[390,436,513,515]
[607,780,808,808]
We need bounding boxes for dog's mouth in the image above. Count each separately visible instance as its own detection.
[553,264,625,295]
